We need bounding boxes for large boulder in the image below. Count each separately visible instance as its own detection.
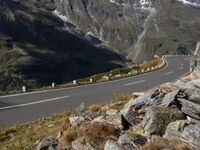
[183,88,200,103]
[177,98,200,120]
[163,120,191,139]
[164,120,200,149]
[141,107,185,135]
[121,89,165,126]
[160,89,179,107]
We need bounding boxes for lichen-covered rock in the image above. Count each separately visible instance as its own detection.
[69,111,93,125]
[141,107,185,135]
[104,140,121,150]
[163,120,191,139]
[181,124,200,148]
[183,88,200,103]
[118,134,147,149]
[35,136,58,150]
[164,120,200,149]
[177,98,200,120]
[121,89,165,126]
[161,89,179,107]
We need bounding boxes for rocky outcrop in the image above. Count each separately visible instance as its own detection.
[164,120,200,149]
[141,107,185,135]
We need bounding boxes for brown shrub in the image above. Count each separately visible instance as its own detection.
[142,136,189,150]
[111,93,133,103]
[82,122,120,144]
[59,117,70,132]
[61,126,79,145]
[88,103,105,113]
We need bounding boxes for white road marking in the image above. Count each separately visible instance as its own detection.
[0,95,70,111]
[124,80,146,86]
[180,66,183,70]
[165,71,174,75]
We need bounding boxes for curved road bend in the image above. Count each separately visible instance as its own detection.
[0,56,190,127]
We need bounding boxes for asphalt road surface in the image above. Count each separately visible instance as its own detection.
[0,56,190,127]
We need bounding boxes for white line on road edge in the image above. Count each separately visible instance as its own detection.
[165,71,174,75]
[0,95,70,111]
[124,80,146,86]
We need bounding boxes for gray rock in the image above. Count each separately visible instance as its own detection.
[69,111,93,125]
[118,134,147,149]
[104,140,122,150]
[92,116,106,123]
[163,120,191,139]
[177,98,200,120]
[164,120,200,149]
[106,109,118,116]
[190,79,200,89]
[72,136,95,150]
[35,136,58,150]
[71,136,85,150]
[183,88,200,103]
[142,107,185,135]
[117,134,138,150]
[121,90,165,125]
[161,89,179,107]
[173,80,195,89]
[69,116,85,125]
[181,124,200,147]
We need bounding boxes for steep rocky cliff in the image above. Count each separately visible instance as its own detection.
[0,0,125,91]
[50,0,200,62]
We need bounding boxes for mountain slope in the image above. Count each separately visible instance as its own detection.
[51,0,200,62]
[0,0,124,92]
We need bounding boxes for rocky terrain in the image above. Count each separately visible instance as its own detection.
[25,46,200,150]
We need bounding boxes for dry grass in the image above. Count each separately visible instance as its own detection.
[111,93,133,103]
[60,122,120,148]
[0,93,132,149]
[88,103,106,113]
[133,57,164,71]
[142,136,189,150]
[83,122,120,142]
[0,111,73,150]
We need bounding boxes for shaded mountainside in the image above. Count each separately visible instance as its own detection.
[0,0,125,92]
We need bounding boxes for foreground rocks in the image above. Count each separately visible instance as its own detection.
[34,67,200,150]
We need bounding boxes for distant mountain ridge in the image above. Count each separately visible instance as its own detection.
[0,0,200,92]
[44,0,200,62]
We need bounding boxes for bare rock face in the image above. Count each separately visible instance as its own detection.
[141,107,185,135]
[177,98,200,120]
